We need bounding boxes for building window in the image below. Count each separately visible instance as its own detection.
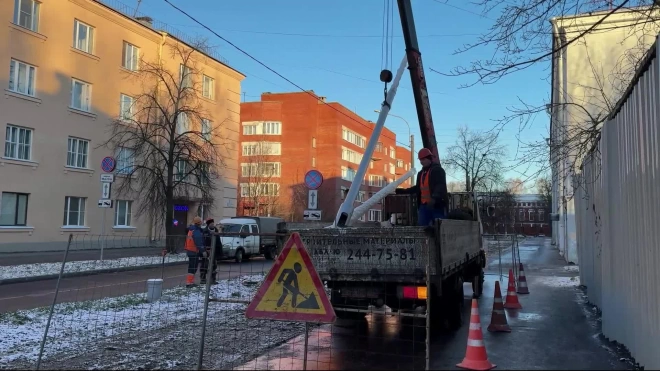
[202,75,214,99]
[243,125,257,135]
[198,162,210,186]
[116,147,135,175]
[14,0,40,32]
[240,183,280,197]
[241,162,281,177]
[114,200,132,227]
[312,157,316,168]
[341,166,356,182]
[342,128,366,148]
[4,125,32,161]
[198,204,209,220]
[538,211,544,221]
[242,142,281,156]
[71,79,92,112]
[369,175,383,187]
[375,142,383,152]
[175,159,188,181]
[390,147,396,159]
[396,159,404,168]
[122,42,139,71]
[8,59,36,96]
[0,192,28,226]
[63,196,86,226]
[179,64,192,88]
[357,191,366,203]
[176,112,189,134]
[389,163,395,175]
[529,211,535,221]
[342,147,363,165]
[66,137,89,168]
[519,211,525,221]
[370,161,374,169]
[368,209,382,222]
[201,119,212,140]
[340,187,348,200]
[73,20,94,54]
[120,94,135,122]
[263,122,281,135]
[312,137,316,148]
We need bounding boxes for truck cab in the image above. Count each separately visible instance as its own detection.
[218,216,284,263]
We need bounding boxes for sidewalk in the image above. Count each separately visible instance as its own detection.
[429,238,634,370]
[0,246,163,266]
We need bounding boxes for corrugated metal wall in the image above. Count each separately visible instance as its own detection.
[575,37,660,370]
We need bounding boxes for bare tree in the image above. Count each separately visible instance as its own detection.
[504,178,527,194]
[480,187,518,234]
[101,41,227,246]
[443,126,507,192]
[238,141,283,217]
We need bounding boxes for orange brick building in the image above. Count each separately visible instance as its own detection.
[238,91,413,222]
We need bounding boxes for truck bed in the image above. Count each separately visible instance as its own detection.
[285,220,481,282]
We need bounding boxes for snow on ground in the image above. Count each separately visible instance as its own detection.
[0,254,188,281]
[539,275,581,288]
[0,273,308,370]
[563,265,580,273]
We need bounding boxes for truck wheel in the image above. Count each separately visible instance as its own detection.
[446,276,465,331]
[472,268,485,298]
[235,249,244,263]
[264,246,277,260]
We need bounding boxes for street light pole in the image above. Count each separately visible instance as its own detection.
[374,110,415,185]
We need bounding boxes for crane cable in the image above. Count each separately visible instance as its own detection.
[380,0,395,105]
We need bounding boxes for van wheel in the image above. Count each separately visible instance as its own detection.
[235,249,244,263]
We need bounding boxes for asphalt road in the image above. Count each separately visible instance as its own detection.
[237,237,634,370]
[0,258,273,313]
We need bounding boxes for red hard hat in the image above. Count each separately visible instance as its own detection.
[418,148,434,160]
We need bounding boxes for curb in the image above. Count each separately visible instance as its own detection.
[0,260,188,286]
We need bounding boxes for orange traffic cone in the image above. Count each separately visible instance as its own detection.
[457,299,497,370]
[517,263,530,294]
[487,281,511,332]
[503,269,522,309]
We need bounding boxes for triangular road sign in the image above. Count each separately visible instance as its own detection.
[245,232,336,323]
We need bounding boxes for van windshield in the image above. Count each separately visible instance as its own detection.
[221,224,242,233]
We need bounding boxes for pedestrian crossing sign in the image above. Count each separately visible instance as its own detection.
[245,232,336,323]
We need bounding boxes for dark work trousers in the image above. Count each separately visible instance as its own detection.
[187,252,207,278]
[200,249,218,281]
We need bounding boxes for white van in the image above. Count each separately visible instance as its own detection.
[218,216,284,263]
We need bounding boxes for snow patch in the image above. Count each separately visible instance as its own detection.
[539,275,581,288]
[563,265,580,273]
[0,273,264,367]
[0,255,188,281]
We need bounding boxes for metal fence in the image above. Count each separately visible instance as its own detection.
[575,36,660,370]
[1,230,429,370]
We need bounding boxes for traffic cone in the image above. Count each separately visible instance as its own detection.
[517,263,530,295]
[457,299,496,370]
[487,281,511,332]
[503,269,522,309]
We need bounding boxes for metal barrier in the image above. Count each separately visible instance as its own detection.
[1,230,429,370]
[574,35,660,370]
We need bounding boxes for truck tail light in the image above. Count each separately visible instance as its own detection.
[401,286,427,300]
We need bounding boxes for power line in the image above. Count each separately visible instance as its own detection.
[161,0,436,137]
[431,0,494,20]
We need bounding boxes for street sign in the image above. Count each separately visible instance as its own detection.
[101,157,116,173]
[245,232,335,323]
[100,174,114,183]
[304,170,323,190]
[101,182,112,199]
[303,210,322,221]
[308,190,318,209]
[98,199,113,208]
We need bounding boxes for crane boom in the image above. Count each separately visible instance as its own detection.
[396,0,439,163]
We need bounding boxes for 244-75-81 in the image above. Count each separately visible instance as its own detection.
[347,248,417,261]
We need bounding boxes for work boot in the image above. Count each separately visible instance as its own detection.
[211,273,218,285]
[185,273,196,288]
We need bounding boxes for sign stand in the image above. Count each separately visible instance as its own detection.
[99,157,116,262]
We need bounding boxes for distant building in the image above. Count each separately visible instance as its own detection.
[481,194,551,236]
[238,91,413,222]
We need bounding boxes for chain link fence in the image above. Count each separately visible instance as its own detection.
[1,229,431,370]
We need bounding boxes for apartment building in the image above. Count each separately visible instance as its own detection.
[0,0,244,252]
[238,91,414,223]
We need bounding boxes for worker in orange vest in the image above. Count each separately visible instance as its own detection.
[395,148,448,226]
[184,216,207,287]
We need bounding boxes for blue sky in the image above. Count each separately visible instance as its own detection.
[132,0,550,184]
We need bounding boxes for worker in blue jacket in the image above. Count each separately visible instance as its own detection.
[184,216,207,287]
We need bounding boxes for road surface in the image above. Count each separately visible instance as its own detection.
[236,237,634,370]
[0,258,273,313]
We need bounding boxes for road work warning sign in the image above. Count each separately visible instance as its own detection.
[245,232,336,323]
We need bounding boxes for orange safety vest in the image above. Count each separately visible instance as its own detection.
[184,230,198,252]
[420,169,433,205]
